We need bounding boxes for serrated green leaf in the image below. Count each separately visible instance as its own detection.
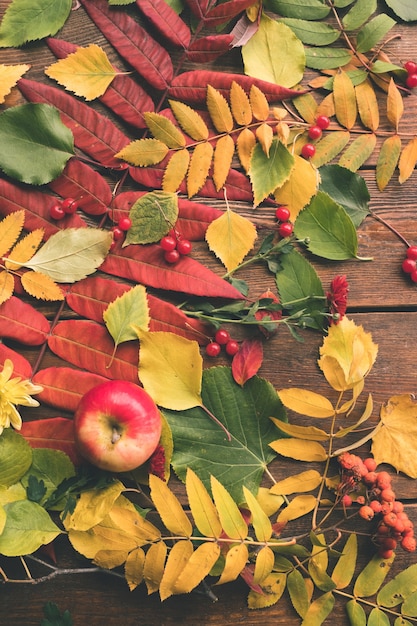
[249,139,295,207]
[305,47,352,70]
[0,429,32,487]
[377,563,417,608]
[384,0,417,21]
[0,499,61,556]
[264,0,330,19]
[342,0,377,30]
[354,554,395,598]
[319,164,370,228]
[0,0,72,47]
[279,18,339,46]
[0,104,74,185]
[103,284,150,351]
[287,569,310,618]
[311,130,351,167]
[376,135,402,191]
[356,14,396,54]
[124,191,178,245]
[338,133,377,172]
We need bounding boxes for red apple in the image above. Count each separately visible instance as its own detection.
[73,380,162,472]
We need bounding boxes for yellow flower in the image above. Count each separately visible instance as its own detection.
[0,359,43,434]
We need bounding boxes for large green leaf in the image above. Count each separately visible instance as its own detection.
[164,367,286,503]
[249,139,294,207]
[0,430,32,487]
[0,0,72,47]
[318,164,370,227]
[0,104,74,184]
[383,0,417,22]
[0,499,61,556]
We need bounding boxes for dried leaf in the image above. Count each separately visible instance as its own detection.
[213,134,235,191]
[186,468,222,539]
[21,270,64,301]
[144,112,186,149]
[387,78,404,132]
[210,475,248,540]
[5,229,44,270]
[230,80,252,126]
[103,285,150,352]
[355,79,380,131]
[0,209,25,258]
[278,388,335,418]
[376,134,401,191]
[206,85,233,133]
[0,63,30,104]
[187,142,214,197]
[169,100,209,141]
[398,136,417,184]
[205,207,257,273]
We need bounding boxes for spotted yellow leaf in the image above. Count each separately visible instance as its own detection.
[5,228,44,270]
[21,270,64,301]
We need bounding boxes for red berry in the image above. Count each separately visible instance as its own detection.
[411,269,417,283]
[301,143,316,159]
[118,217,132,231]
[404,61,417,75]
[214,329,230,345]
[406,245,417,260]
[377,471,392,490]
[359,505,374,521]
[308,125,322,140]
[392,500,404,514]
[380,537,397,551]
[225,339,239,356]
[341,494,353,507]
[49,202,65,220]
[379,548,394,559]
[316,115,330,130]
[380,501,394,515]
[164,249,180,264]
[369,500,382,514]
[160,235,177,252]
[380,488,396,503]
[402,258,416,274]
[61,197,79,214]
[111,227,124,241]
[406,73,417,88]
[206,341,221,357]
[383,512,398,528]
[176,238,192,256]
[278,221,294,238]
[275,206,291,222]
[401,535,417,552]
[364,457,377,472]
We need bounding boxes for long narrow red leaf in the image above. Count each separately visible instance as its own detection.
[46,37,155,129]
[184,0,210,19]
[135,0,191,49]
[80,0,173,91]
[48,319,139,382]
[18,79,130,169]
[185,34,233,63]
[33,367,109,412]
[20,417,81,465]
[0,296,50,346]
[0,343,33,379]
[204,0,256,27]
[100,241,243,299]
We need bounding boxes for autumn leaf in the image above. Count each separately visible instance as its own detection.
[5,229,44,271]
[21,270,65,301]
[0,270,14,306]
[123,191,178,246]
[205,206,257,273]
[0,209,25,258]
[0,63,30,103]
[249,139,295,206]
[274,155,318,220]
[103,284,150,357]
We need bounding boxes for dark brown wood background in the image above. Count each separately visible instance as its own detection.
[1,1,417,624]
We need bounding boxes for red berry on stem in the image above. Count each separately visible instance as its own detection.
[278,221,294,238]
[308,125,322,140]
[275,206,291,222]
[406,245,417,260]
[176,238,192,256]
[49,203,65,220]
[225,339,239,356]
[206,342,221,357]
[411,269,417,284]
[406,73,417,88]
[214,329,230,345]
[160,235,177,252]
[316,115,330,130]
[164,249,180,264]
[404,61,417,75]
[118,217,132,231]
[111,227,124,241]
[359,505,374,521]
[301,143,316,159]
[61,197,79,214]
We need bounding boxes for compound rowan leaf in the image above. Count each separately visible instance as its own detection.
[399,136,417,184]
[376,135,401,191]
[104,285,150,354]
[21,270,64,301]
[206,85,233,133]
[144,112,186,149]
[115,138,169,166]
[0,64,30,103]
[169,100,209,141]
[206,208,257,273]
[187,142,214,197]
[0,209,25,258]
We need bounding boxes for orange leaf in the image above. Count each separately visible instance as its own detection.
[398,136,417,184]
[376,135,401,191]
[333,70,357,130]
[0,270,14,306]
[0,209,25,258]
[355,80,379,131]
[387,78,404,132]
[250,84,269,121]
[255,122,274,157]
[187,142,213,197]
[230,80,252,126]
[21,270,65,301]
[213,134,235,191]
[237,127,256,173]
[207,85,233,133]
[6,229,44,270]
[162,149,190,193]
[169,99,209,141]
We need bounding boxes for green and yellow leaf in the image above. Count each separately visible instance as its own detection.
[103,284,149,351]
[169,100,209,141]
[187,141,213,197]
[186,468,222,539]
[338,133,377,171]
[376,134,401,191]
[210,476,248,540]
[205,208,257,273]
[333,70,357,130]
[311,130,351,168]
[144,111,186,149]
[115,138,169,167]
[353,554,395,598]
[274,154,318,221]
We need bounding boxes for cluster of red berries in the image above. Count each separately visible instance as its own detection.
[401,245,417,283]
[301,115,330,160]
[338,452,415,559]
[404,61,417,89]
[275,206,293,238]
[205,329,239,357]
[110,216,132,249]
[159,231,192,264]
[49,197,80,220]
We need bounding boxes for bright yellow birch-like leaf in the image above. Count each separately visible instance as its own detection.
[277,495,317,524]
[149,474,193,537]
[249,84,269,121]
[255,122,274,157]
[144,111,185,149]
[135,328,202,410]
[338,133,377,172]
[205,207,257,273]
[104,284,149,352]
[45,44,117,100]
[159,539,194,601]
[0,63,30,103]
[173,541,221,595]
[116,138,169,166]
[278,388,335,418]
[293,92,318,125]
[270,419,329,442]
[213,134,235,191]
[124,547,145,591]
[216,543,249,585]
[63,481,125,531]
[21,271,64,301]
[335,392,373,438]
[333,70,357,130]
[5,228,44,270]
[0,270,14,305]
[247,572,287,609]
[230,80,252,126]
[207,84,233,133]
[270,469,322,496]
[376,134,401,191]
[0,209,25,258]
[237,127,256,172]
[399,136,417,184]
[242,486,272,542]
[387,78,404,132]
[210,476,248,540]
[274,154,318,220]
[270,438,327,462]
[186,468,222,539]
[187,141,213,197]
[162,149,190,193]
[355,80,379,131]
[143,541,167,594]
[169,99,209,141]
[372,394,417,478]
[311,131,350,168]
[253,545,275,585]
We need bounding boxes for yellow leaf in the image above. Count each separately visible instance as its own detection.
[0,63,30,104]
[270,418,329,441]
[236,127,256,173]
[162,149,190,193]
[399,136,417,184]
[21,270,64,301]
[247,572,287,609]
[0,209,25,258]
[186,468,222,539]
[256,487,284,517]
[270,438,328,462]
[210,475,248,540]
[0,270,14,306]
[63,482,125,531]
[108,499,161,545]
[45,44,117,100]
[207,85,233,133]
[205,208,257,273]
[387,78,404,132]
[149,474,193,537]
[331,533,357,590]
[93,548,130,569]
[270,470,322,496]
[316,92,335,119]
[159,539,194,601]
[311,131,350,168]
[124,547,145,591]
[255,122,274,157]
[372,394,417,478]
[187,141,213,197]
[292,92,318,124]
[249,84,269,121]
[173,541,221,595]
[242,486,272,542]
[333,70,357,130]
[5,228,44,270]
[355,80,379,131]
[338,133,377,172]
[213,134,235,191]
[253,545,275,584]
[216,543,249,585]
[169,99,209,141]
[277,494,317,523]
[376,134,401,191]
[143,541,167,594]
[278,388,335,418]
[274,154,318,221]
[230,81,252,126]
[144,112,186,149]
[115,138,169,167]
[135,329,202,410]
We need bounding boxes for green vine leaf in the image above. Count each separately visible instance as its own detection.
[0,0,72,47]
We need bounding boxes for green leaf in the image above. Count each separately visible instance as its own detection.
[0,499,61,556]
[354,554,395,598]
[0,429,32,487]
[300,591,335,625]
[279,18,339,46]
[41,602,73,626]
[304,47,352,70]
[21,449,75,508]
[249,139,295,207]
[338,133,377,173]
[367,608,391,626]
[318,164,370,228]
[123,191,179,246]
[384,0,417,21]
[377,563,417,608]
[294,190,358,260]
[264,0,330,19]
[0,104,74,185]
[104,285,150,351]
[331,533,357,589]
[164,367,286,503]
[342,0,377,30]
[25,475,47,503]
[402,592,417,618]
[346,600,367,626]
[356,14,396,54]
[287,569,310,618]
[0,0,72,47]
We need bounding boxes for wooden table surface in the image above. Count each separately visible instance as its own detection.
[1,1,417,624]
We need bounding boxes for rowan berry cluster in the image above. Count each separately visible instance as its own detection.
[301,115,330,160]
[49,197,80,220]
[205,328,239,357]
[401,245,417,283]
[159,230,192,264]
[404,60,417,89]
[338,452,415,559]
[275,206,293,238]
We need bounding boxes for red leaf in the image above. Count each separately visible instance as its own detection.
[33,366,109,412]
[231,338,264,386]
[48,320,139,382]
[0,296,50,346]
[46,37,154,129]
[168,70,307,104]
[204,0,256,28]
[186,34,233,63]
[0,344,33,379]
[80,0,173,91]
[18,79,130,169]
[20,417,81,465]
[135,0,191,49]
[101,242,243,299]
[184,0,210,19]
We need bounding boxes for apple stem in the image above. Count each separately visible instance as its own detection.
[200,404,232,441]
[111,427,121,444]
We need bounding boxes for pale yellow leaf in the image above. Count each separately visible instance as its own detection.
[63,481,125,531]
[159,539,194,601]
[387,78,404,132]
[124,547,145,591]
[253,545,275,584]
[398,136,417,184]
[247,572,287,609]
[243,486,272,542]
[331,533,357,590]
[207,84,233,133]
[236,127,256,173]
[0,270,14,306]
[144,111,186,149]
[338,133,377,172]
[249,84,269,121]
[149,474,193,537]
[270,438,328,462]
[116,138,169,166]
[274,154,318,221]
[311,131,350,168]
[210,476,248,540]
[376,135,401,191]
[173,542,221,594]
[333,70,357,130]
[213,134,235,191]
[216,543,249,585]
[169,99,209,141]
[162,149,190,192]
[21,271,64,301]
[277,494,317,523]
[205,209,257,273]
[278,388,335,418]
[143,541,167,594]
[108,499,161,545]
[255,122,274,156]
[5,228,44,270]
[0,209,25,258]
[187,141,213,197]
[270,470,322,496]
[135,329,202,410]
[45,44,117,100]
[270,419,329,441]
[355,79,379,131]
[230,80,252,126]
[186,468,222,539]
[0,63,30,104]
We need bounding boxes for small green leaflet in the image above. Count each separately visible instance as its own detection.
[264,0,331,20]
[104,285,150,351]
[304,47,352,70]
[123,191,179,246]
[0,0,72,47]
[384,0,417,22]
[278,18,340,46]
[356,14,396,54]
[318,164,370,228]
[342,0,377,31]
[249,139,294,207]
[0,104,74,185]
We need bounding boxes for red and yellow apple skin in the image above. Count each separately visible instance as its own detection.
[73,380,162,472]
